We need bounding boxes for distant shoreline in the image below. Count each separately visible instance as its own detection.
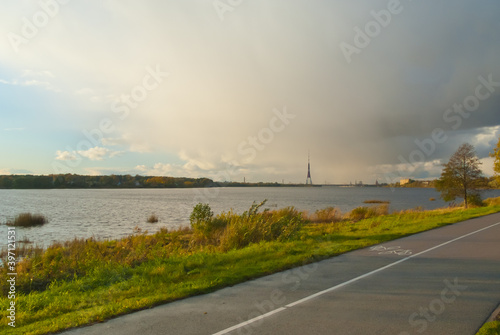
[0,174,375,189]
[1,174,498,190]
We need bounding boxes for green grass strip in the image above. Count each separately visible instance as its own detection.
[476,321,500,335]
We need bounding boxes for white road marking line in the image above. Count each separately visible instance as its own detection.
[212,221,500,335]
[212,308,286,335]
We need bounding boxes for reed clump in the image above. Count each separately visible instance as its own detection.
[307,207,341,223]
[363,200,390,204]
[484,196,500,207]
[147,214,159,223]
[6,213,48,227]
[304,204,390,223]
[347,204,389,222]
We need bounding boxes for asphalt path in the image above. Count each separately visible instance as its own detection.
[62,212,500,335]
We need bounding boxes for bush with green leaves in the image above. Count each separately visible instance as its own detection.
[189,200,304,251]
[466,194,484,208]
[190,203,227,244]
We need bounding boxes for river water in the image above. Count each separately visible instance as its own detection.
[1,187,499,248]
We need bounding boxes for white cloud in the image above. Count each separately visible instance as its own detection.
[74,88,104,103]
[24,79,61,92]
[55,150,77,161]
[102,137,126,146]
[134,154,248,180]
[368,159,444,182]
[75,88,94,95]
[133,163,180,177]
[102,134,151,153]
[82,167,127,176]
[0,76,61,92]
[135,165,148,172]
[179,151,218,171]
[472,125,500,148]
[480,157,496,177]
[56,147,122,161]
[83,168,103,176]
[77,147,122,161]
[151,163,174,175]
[23,80,46,86]
[21,69,54,78]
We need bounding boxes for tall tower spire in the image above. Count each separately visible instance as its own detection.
[306,151,313,185]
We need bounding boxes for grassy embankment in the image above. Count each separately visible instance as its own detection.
[477,318,500,335]
[1,198,500,335]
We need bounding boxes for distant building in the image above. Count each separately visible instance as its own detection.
[400,178,411,185]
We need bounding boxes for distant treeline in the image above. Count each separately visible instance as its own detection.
[0,174,215,189]
[0,174,306,189]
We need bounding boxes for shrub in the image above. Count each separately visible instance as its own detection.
[309,207,341,223]
[262,207,304,241]
[375,204,389,216]
[147,214,159,223]
[190,203,213,228]
[484,196,500,207]
[466,194,484,207]
[188,200,304,251]
[242,199,269,217]
[219,206,304,251]
[349,207,370,221]
[190,203,226,245]
[7,213,48,227]
[348,204,389,222]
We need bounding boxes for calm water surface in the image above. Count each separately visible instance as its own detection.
[1,187,499,248]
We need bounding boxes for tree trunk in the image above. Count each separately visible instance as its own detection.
[464,187,468,209]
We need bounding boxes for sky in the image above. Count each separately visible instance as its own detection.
[0,0,499,184]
